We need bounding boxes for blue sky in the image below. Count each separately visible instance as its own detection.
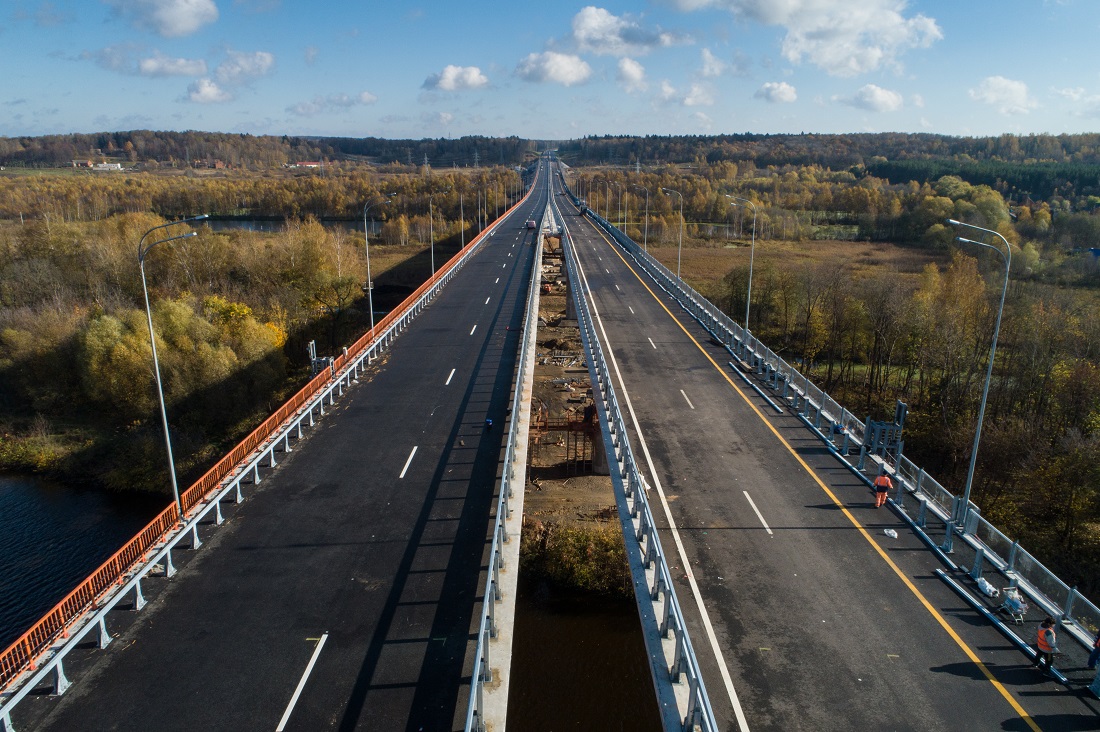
[2,0,1099,139]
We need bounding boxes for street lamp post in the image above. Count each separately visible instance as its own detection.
[726,195,758,332]
[363,195,393,334]
[661,187,684,279]
[632,185,649,252]
[610,181,622,229]
[947,218,1012,528]
[428,189,449,277]
[138,214,208,516]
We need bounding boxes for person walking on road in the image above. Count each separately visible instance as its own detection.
[873,472,893,508]
[1033,617,1058,674]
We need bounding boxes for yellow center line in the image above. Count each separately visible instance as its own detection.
[575,215,1042,732]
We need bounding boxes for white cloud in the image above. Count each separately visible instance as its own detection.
[700,48,726,77]
[839,83,903,112]
[82,44,137,72]
[683,83,713,106]
[692,111,713,129]
[138,52,206,76]
[571,6,685,57]
[911,93,925,108]
[107,0,219,38]
[755,81,797,103]
[304,46,317,65]
[422,65,489,91]
[669,0,941,77]
[287,91,378,117]
[969,76,1036,115]
[1052,86,1085,102]
[515,52,591,86]
[214,50,275,85]
[617,57,647,93]
[659,80,679,102]
[187,78,230,103]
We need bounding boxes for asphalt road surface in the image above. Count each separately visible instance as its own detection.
[551,167,1100,732]
[17,164,551,732]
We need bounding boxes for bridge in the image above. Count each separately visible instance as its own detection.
[2,155,1100,731]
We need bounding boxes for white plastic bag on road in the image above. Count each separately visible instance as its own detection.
[883,529,898,539]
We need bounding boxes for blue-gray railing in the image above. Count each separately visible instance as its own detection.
[555,195,718,731]
[464,172,546,732]
[570,188,1100,655]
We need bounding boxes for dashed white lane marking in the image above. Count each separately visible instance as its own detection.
[470,324,477,335]
[485,297,491,305]
[605,269,610,274]
[445,368,455,386]
[495,277,500,284]
[680,389,695,410]
[648,337,656,349]
[276,633,329,732]
[615,284,621,291]
[743,491,774,536]
[629,306,635,315]
[399,446,418,479]
[503,264,507,268]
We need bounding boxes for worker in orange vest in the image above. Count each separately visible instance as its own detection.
[1032,617,1058,674]
[872,472,893,508]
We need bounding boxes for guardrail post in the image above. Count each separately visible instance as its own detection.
[161,549,176,577]
[53,660,71,696]
[963,505,980,536]
[96,616,113,649]
[916,496,928,528]
[252,463,261,484]
[1007,540,1019,574]
[132,578,147,611]
[969,547,985,580]
[1063,586,1079,622]
[190,524,202,549]
[941,519,956,554]
[214,498,224,526]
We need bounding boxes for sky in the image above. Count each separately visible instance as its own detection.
[2,0,1099,140]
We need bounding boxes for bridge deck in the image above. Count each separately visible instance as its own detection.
[558,181,1100,731]
[16,179,548,732]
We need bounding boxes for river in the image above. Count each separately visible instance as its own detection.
[0,476,163,650]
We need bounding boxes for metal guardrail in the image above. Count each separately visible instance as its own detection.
[569,187,1100,659]
[0,188,539,732]
[556,195,718,731]
[464,169,546,732]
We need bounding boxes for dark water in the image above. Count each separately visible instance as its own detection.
[508,577,663,731]
[0,476,164,649]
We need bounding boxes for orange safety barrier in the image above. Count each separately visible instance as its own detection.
[0,189,535,691]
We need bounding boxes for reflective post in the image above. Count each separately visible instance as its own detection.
[947,218,1012,527]
[138,214,208,516]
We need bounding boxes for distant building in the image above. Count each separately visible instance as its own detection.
[291,161,321,168]
[92,163,123,172]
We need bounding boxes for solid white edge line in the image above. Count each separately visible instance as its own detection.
[680,389,695,410]
[470,324,477,335]
[573,237,750,732]
[275,632,329,732]
[398,446,418,479]
[648,337,656,349]
[742,491,774,536]
[445,368,455,386]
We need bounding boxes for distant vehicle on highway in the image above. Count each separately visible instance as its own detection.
[526,220,536,229]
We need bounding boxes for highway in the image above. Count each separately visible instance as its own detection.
[16,164,550,732]
[552,165,1100,731]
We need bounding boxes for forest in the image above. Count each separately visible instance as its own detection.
[0,164,525,496]
[1,129,1099,594]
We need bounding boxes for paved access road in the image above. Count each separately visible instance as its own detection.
[19,164,551,732]
[552,168,1100,732]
